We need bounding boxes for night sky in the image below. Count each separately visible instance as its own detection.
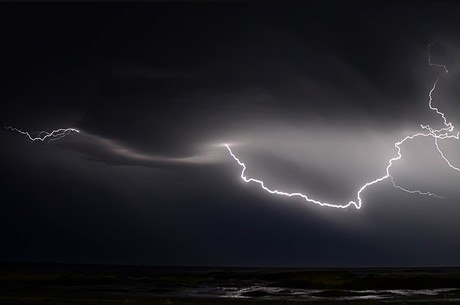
[2,1,460,267]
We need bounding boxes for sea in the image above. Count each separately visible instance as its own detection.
[2,263,460,304]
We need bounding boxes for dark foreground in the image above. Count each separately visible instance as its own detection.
[3,263,460,304]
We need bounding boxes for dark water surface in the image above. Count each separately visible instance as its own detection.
[3,263,460,304]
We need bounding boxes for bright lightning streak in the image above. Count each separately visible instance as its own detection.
[423,44,460,174]
[390,176,444,199]
[5,125,80,142]
[225,44,460,209]
[435,137,460,173]
[225,144,359,209]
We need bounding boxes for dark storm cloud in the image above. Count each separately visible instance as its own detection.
[2,2,460,266]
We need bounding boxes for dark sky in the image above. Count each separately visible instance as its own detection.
[2,1,460,267]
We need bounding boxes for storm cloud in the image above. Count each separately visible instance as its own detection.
[2,2,460,267]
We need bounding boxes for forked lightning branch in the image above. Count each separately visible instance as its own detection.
[5,125,80,142]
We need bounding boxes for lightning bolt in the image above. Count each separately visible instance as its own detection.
[5,125,80,142]
[225,44,459,209]
[423,44,460,174]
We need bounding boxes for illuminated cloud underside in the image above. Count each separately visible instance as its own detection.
[225,45,460,209]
